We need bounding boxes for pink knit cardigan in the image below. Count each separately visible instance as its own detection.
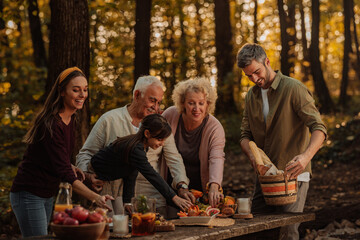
[161,106,226,191]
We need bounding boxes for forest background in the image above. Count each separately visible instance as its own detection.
[0,0,359,237]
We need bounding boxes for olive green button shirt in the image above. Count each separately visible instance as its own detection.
[240,71,327,175]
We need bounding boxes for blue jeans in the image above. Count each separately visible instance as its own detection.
[10,191,54,237]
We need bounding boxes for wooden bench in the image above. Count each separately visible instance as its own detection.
[135,212,315,240]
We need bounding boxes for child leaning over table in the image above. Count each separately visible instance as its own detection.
[89,114,193,212]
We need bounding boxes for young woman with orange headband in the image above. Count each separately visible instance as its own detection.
[10,67,113,238]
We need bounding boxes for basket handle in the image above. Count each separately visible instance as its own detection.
[283,169,288,195]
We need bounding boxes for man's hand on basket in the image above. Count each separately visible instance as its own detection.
[285,154,309,179]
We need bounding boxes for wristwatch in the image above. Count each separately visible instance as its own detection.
[177,183,188,190]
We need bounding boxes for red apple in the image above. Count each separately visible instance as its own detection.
[63,217,79,225]
[71,206,89,223]
[87,212,104,223]
[52,212,69,224]
[65,208,73,216]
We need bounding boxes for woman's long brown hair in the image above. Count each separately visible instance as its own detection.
[112,114,171,162]
[23,70,85,144]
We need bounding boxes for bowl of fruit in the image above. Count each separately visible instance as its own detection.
[50,206,111,240]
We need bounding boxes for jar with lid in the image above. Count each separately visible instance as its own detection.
[54,182,73,212]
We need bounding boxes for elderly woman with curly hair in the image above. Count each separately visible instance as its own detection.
[162,78,226,207]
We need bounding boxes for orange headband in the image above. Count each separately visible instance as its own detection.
[59,67,84,84]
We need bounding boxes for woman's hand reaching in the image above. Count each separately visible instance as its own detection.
[208,183,224,207]
[93,194,114,211]
[172,195,193,211]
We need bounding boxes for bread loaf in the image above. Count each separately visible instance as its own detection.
[249,141,264,166]
[258,148,273,166]
[257,164,270,176]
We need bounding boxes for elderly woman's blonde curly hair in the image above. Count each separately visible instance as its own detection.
[172,77,218,115]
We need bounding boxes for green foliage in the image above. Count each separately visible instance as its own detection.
[0,114,30,168]
[88,0,135,119]
[135,195,150,214]
[314,115,360,166]
[217,112,243,154]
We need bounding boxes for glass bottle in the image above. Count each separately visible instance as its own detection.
[54,182,73,212]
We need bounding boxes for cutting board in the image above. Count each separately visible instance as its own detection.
[171,217,235,227]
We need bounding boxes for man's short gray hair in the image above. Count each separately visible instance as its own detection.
[133,75,164,97]
[236,43,267,68]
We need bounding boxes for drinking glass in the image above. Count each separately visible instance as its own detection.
[113,215,128,236]
[237,197,252,215]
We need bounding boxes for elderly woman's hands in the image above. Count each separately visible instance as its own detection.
[208,183,223,207]
[178,188,196,203]
[172,195,193,211]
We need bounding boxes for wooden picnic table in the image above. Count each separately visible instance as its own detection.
[131,212,315,240]
[23,212,315,240]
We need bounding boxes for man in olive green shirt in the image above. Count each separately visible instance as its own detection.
[237,43,327,240]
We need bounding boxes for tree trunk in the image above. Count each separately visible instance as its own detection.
[0,0,11,81]
[234,2,244,99]
[350,0,360,82]
[309,0,335,113]
[16,15,22,48]
[47,0,90,162]
[278,0,288,75]
[178,0,188,81]
[254,0,258,43]
[288,1,296,74]
[299,0,311,82]
[195,1,205,76]
[164,14,176,106]
[214,0,237,114]
[277,0,296,76]
[134,0,151,84]
[339,0,352,108]
[27,0,47,68]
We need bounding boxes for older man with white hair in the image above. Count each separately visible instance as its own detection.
[76,76,194,218]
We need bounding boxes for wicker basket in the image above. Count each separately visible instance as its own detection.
[258,173,297,206]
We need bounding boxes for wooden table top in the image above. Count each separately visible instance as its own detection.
[23,212,315,240]
[132,212,315,240]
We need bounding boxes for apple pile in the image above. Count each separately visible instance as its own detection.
[52,206,112,225]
